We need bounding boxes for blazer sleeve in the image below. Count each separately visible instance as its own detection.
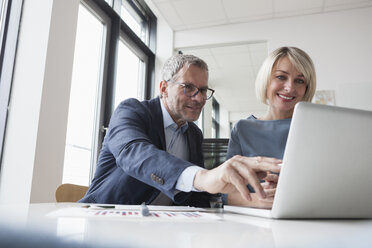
[105,98,195,200]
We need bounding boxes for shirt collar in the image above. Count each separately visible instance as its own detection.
[160,98,188,133]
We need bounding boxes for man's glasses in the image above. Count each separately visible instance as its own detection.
[174,82,215,100]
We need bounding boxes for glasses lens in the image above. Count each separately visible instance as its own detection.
[181,83,214,100]
[184,84,197,97]
[206,89,214,99]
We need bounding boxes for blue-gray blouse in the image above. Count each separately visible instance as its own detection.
[227,115,292,160]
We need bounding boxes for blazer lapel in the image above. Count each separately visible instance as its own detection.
[150,97,202,166]
[186,128,198,165]
[150,97,166,151]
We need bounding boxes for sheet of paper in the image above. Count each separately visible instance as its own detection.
[46,206,221,220]
[114,204,219,212]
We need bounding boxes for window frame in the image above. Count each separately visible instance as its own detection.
[212,97,220,138]
[0,0,23,170]
[90,0,156,132]
[72,0,156,182]
[68,0,113,183]
[115,29,149,103]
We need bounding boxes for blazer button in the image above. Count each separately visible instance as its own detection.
[151,174,156,181]
[150,173,164,185]
[157,178,164,185]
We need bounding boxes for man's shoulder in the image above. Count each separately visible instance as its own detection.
[119,97,158,107]
[115,97,160,114]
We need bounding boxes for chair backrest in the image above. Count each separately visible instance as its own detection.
[55,183,89,202]
[202,138,229,169]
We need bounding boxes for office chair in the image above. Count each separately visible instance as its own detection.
[55,183,88,202]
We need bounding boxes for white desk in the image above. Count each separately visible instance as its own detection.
[0,203,371,248]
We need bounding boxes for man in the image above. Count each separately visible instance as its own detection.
[79,54,281,207]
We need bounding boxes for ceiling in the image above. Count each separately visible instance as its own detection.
[150,0,372,118]
[150,0,372,31]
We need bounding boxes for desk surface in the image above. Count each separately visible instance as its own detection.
[0,203,371,248]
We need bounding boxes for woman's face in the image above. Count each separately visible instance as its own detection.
[266,56,307,116]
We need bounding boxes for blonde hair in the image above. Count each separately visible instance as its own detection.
[255,47,316,104]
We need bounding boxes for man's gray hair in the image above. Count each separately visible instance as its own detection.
[161,54,209,82]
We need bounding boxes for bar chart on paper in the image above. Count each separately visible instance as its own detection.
[89,209,209,219]
[46,205,221,220]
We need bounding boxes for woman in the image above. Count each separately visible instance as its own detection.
[226,46,317,208]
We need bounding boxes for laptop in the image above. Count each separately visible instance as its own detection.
[224,102,372,219]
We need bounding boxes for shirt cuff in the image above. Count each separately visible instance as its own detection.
[175,166,205,192]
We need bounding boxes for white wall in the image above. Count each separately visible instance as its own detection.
[145,0,174,97]
[174,7,372,112]
[0,0,79,203]
[219,104,229,138]
[203,100,212,138]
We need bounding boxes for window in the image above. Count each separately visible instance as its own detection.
[211,97,220,138]
[104,0,112,6]
[121,1,147,43]
[0,0,23,168]
[114,35,147,108]
[105,0,156,114]
[0,0,5,29]
[62,0,156,186]
[62,3,106,185]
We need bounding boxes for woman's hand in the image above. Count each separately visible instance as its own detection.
[227,173,279,209]
[194,155,281,201]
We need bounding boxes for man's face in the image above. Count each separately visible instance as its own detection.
[161,65,209,126]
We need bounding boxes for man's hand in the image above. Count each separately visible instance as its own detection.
[193,155,281,201]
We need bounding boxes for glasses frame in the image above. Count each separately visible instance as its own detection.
[174,82,215,100]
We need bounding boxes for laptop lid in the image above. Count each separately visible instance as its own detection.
[272,102,372,218]
[224,102,372,219]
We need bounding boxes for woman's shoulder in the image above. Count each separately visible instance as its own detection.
[234,114,291,131]
[235,115,258,126]
[232,115,258,133]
